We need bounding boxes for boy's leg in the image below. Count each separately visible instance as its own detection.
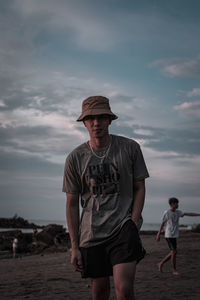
[167,238,179,275]
[158,238,179,274]
[113,261,136,300]
[158,252,171,272]
[13,246,16,258]
[171,250,179,275]
[90,277,110,300]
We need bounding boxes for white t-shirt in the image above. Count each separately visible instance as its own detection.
[162,209,184,238]
[12,238,18,247]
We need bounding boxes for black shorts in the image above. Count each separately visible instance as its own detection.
[166,238,177,250]
[80,220,146,278]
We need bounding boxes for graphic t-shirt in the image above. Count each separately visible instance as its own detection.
[162,209,184,238]
[63,134,149,247]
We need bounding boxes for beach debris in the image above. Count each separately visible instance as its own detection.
[0,221,71,258]
[191,224,200,233]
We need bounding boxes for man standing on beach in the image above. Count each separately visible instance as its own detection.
[12,237,18,258]
[63,96,149,300]
[156,197,200,275]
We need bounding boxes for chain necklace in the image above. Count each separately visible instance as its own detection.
[89,136,112,159]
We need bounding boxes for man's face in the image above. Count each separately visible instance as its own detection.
[171,202,179,210]
[83,114,111,139]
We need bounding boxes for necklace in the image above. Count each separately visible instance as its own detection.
[89,136,112,159]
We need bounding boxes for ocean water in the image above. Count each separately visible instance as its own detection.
[141,223,160,231]
[29,219,68,228]
[31,219,161,231]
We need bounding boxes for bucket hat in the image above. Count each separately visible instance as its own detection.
[77,96,118,121]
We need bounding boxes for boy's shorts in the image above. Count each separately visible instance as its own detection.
[80,219,146,278]
[166,238,177,250]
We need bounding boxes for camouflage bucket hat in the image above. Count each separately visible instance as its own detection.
[77,96,118,121]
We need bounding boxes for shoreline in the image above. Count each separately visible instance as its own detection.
[0,225,194,233]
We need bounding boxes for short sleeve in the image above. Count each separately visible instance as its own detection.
[177,210,184,218]
[162,210,168,222]
[133,143,149,180]
[62,153,81,194]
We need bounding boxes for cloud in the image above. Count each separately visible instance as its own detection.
[0,149,65,220]
[0,62,147,166]
[148,127,200,156]
[12,0,118,51]
[134,129,154,136]
[0,100,6,107]
[187,88,200,97]
[144,145,200,184]
[12,0,199,54]
[174,101,200,117]
[112,121,200,157]
[150,57,200,77]
[142,145,200,220]
[0,104,88,164]
[174,87,200,121]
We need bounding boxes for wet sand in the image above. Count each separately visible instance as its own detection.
[0,231,200,300]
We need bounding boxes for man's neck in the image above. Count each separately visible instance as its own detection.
[170,208,176,212]
[89,134,111,150]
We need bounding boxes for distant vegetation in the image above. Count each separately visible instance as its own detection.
[0,215,43,229]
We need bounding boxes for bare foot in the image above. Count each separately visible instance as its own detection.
[158,263,163,272]
[173,271,180,276]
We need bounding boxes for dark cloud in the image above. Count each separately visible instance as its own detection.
[147,177,199,199]
[0,124,81,158]
[111,122,200,156]
[146,127,199,156]
[0,150,62,175]
[0,152,65,220]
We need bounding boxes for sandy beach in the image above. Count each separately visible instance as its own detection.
[0,231,200,300]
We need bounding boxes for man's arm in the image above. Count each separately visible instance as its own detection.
[131,179,145,227]
[66,193,83,272]
[156,220,166,241]
[183,212,200,217]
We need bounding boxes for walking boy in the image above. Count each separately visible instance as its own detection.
[156,197,200,275]
[63,96,149,300]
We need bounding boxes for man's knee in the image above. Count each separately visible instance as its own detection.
[113,262,135,299]
[115,281,134,298]
[90,277,110,300]
[171,249,177,255]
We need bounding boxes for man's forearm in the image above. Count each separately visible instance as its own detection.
[157,222,164,235]
[156,222,165,241]
[184,212,200,217]
[66,194,80,249]
[131,180,145,225]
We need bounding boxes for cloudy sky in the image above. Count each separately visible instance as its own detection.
[1,0,200,225]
